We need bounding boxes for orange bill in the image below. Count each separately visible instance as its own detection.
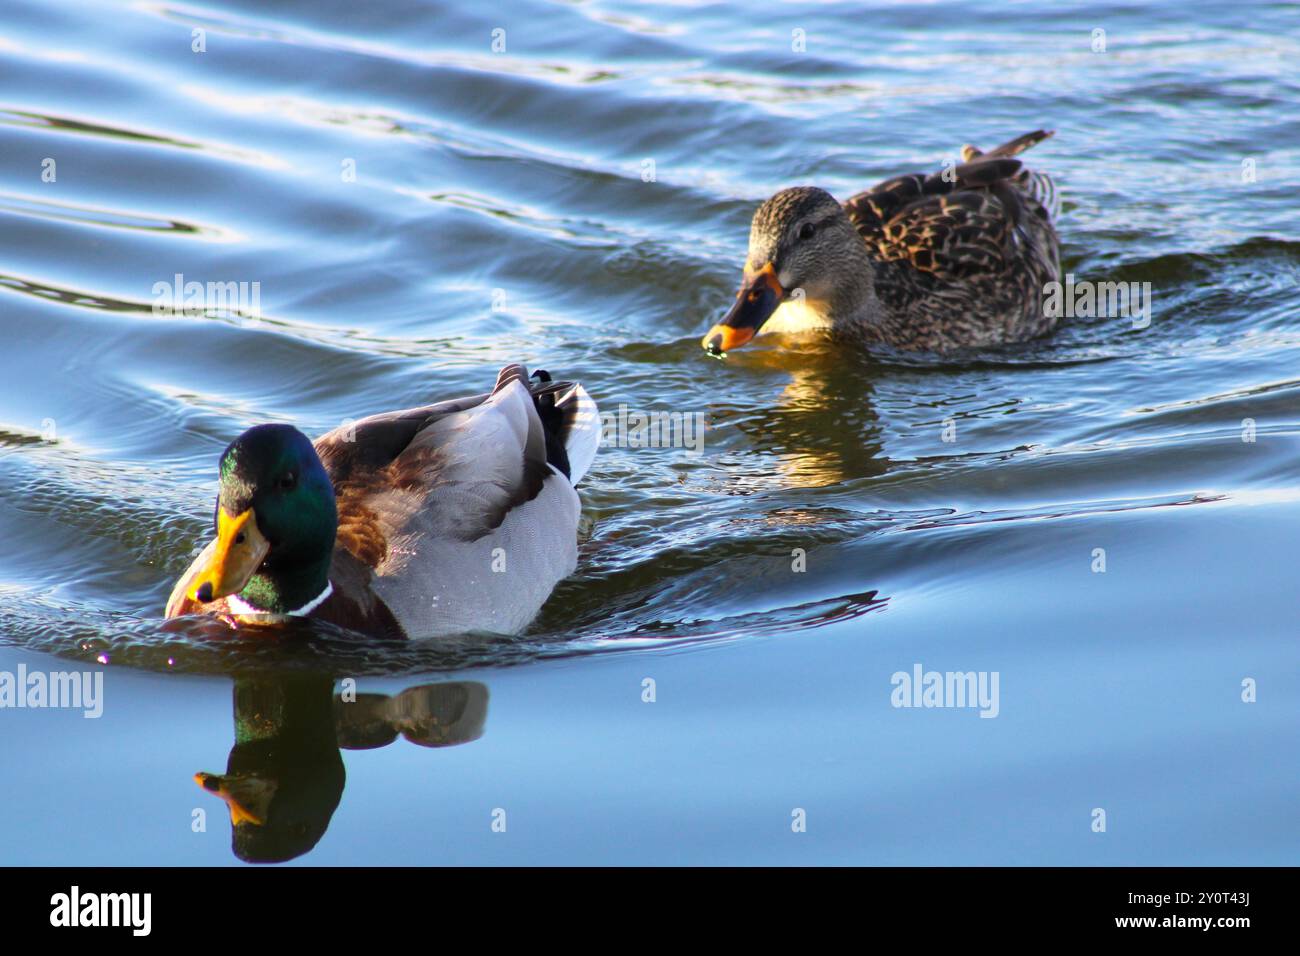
[702,262,784,355]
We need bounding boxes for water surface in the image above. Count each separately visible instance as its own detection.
[1,0,1298,864]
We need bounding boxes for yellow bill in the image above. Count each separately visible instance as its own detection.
[188,507,269,604]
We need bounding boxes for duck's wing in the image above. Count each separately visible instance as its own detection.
[315,367,548,552]
[843,129,1059,284]
[314,364,594,638]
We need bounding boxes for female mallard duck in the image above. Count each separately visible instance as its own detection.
[702,130,1061,354]
[166,365,598,639]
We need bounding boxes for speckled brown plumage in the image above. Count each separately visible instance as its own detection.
[846,130,1059,349]
[721,129,1061,353]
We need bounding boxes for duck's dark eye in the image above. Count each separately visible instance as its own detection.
[279,471,297,491]
[798,221,816,241]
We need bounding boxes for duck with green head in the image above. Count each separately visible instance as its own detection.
[167,364,599,639]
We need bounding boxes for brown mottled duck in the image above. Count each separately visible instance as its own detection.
[702,129,1062,355]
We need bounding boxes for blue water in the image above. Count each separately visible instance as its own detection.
[0,0,1297,864]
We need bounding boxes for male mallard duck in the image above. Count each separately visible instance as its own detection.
[166,365,598,639]
[703,130,1061,354]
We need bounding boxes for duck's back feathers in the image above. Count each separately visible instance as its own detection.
[842,129,1061,349]
[844,131,1057,280]
[313,363,590,638]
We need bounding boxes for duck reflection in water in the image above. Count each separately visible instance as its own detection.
[709,343,888,491]
[195,676,488,863]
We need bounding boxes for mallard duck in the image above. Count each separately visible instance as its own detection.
[702,130,1061,354]
[166,364,598,639]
